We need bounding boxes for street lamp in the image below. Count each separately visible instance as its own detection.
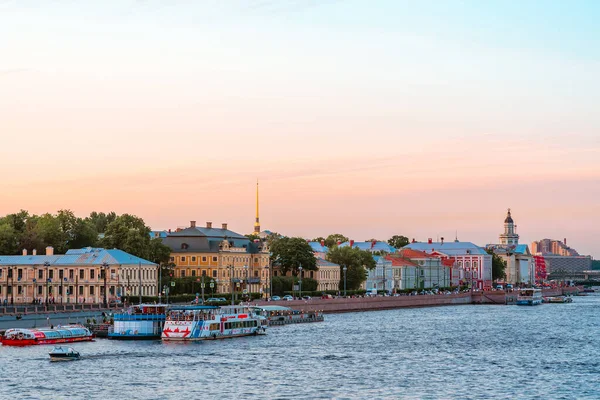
[343,266,348,297]
[298,265,303,299]
[102,261,109,307]
[43,262,50,305]
[243,265,249,300]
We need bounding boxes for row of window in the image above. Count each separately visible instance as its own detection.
[0,285,155,297]
[170,256,268,264]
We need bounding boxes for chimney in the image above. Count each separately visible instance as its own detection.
[428,238,433,244]
[168,229,171,233]
[441,237,444,245]
[32,249,37,256]
[411,238,416,243]
[564,238,567,245]
[222,223,228,230]
[206,222,212,229]
[320,240,325,247]
[190,220,196,228]
[22,249,27,256]
[46,246,54,256]
[349,240,354,247]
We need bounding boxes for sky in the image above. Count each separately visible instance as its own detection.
[0,0,599,257]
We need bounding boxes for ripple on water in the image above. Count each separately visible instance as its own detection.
[1,296,600,399]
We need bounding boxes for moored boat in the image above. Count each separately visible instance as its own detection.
[49,346,80,361]
[0,324,93,346]
[251,306,324,326]
[108,304,167,340]
[516,288,543,306]
[161,305,267,341]
[545,296,573,304]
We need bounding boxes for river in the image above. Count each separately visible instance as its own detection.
[1,294,598,399]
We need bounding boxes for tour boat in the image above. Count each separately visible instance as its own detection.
[516,288,543,306]
[0,325,93,346]
[543,296,573,304]
[108,304,167,340]
[49,346,80,361]
[161,305,268,341]
[250,306,325,326]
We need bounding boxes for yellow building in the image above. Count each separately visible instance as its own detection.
[162,221,270,295]
[0,247,157,304]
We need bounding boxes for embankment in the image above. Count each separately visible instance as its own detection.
[254,293,472,314]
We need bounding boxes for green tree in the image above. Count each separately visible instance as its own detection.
[327,246,376,290]
[0,223,18,254]
[101,214,153,259]
[69,218,99,249]
[270,237,317,275]
[486,249,507,281]
[88,211,117,234]
[36,213,66,253]
[325,233,348,247]
[311,236,326,244]
[148,238,172,265]
[388,235,410,249]
[591,260,600,271]
[245,233,260,242]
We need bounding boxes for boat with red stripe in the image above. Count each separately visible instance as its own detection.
[0,324,94,347]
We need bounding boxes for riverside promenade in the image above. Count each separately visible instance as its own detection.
[252,287,583,313]
[0,304,114,330]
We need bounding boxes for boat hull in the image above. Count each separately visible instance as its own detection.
[516,299,542,306]
[108,334,161,340]
[1,336,93,347]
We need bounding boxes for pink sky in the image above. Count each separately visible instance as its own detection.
[1,1,599,257]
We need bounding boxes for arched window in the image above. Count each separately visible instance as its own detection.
[181,243,189,250]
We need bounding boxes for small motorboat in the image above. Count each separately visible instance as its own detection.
[49,346,80,362]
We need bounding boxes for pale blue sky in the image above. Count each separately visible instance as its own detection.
[1,1,599,256]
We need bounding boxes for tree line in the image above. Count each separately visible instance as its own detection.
[0,210,171,265]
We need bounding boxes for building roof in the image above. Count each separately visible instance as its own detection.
[383,255,418,267]
[168,226,247,240]
[308,242,329,254]
[398,248,435,259]
[339,241,397,253]
[404,241,488,256]
[0,247,156,266]
[316,258,339,268]
[162,226,253,253]
[505,209,514,224]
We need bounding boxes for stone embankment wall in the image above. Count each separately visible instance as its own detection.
[254,293,472,314]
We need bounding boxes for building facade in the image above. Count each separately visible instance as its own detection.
[405,240,493,289]
[531,238,580,256]
[161,221,271,295]
[0,247,157,304]
[487,209,534,285]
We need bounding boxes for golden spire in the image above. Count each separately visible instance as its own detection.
[254,179,260,233]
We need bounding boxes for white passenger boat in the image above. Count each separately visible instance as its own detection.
[161,305,268,341]
[516,288,543,306]
[49,346,80,361]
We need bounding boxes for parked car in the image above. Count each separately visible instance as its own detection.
[302,296,311,300]
[205,298,220,303]
[282,295,294,301]
[190,298,204,305]
[271,296,281,301]
[218,298,227,302]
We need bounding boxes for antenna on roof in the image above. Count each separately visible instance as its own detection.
[454,231,459,242]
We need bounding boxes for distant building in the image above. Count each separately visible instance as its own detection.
[487,209,534,285]
[0,247,157,304]
[531,238,580,256]
[404,239,492,289]
[538,254,592,281]
[338,240,397,254]
[161,221,270,295]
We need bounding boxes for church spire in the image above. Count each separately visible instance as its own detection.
[254,179,260,234]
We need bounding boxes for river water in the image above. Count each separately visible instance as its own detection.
[1,295,599,399]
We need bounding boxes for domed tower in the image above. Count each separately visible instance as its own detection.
[499,208,519,246]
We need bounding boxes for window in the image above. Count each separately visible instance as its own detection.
[212,257,218,262]
[38,286,42,295]
[212,270,217,278]
[202,270,207,277]
[254,258,258,263]
[90,269,95,279]
[191,256,196,262]
[17,269,22,280]
[68,286,73,295]
[79,286,84,295]
[254,270,259,277]
[69,269,74,280]
[222,271,226,278]
[191,270,196,277]
[170,257,174,262]
[202,257,207,262]
[8,269,13,278]
[181,270,186,278]
[181,243,189,250]
[80,269,85,279]
[90,286,94,295]
[17,286,22,295]
[59,270,64,279]
[38,270,43,279]
[181,256,186,262]
[49,270,54,279]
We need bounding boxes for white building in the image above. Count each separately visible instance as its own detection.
[487,209,534,285]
